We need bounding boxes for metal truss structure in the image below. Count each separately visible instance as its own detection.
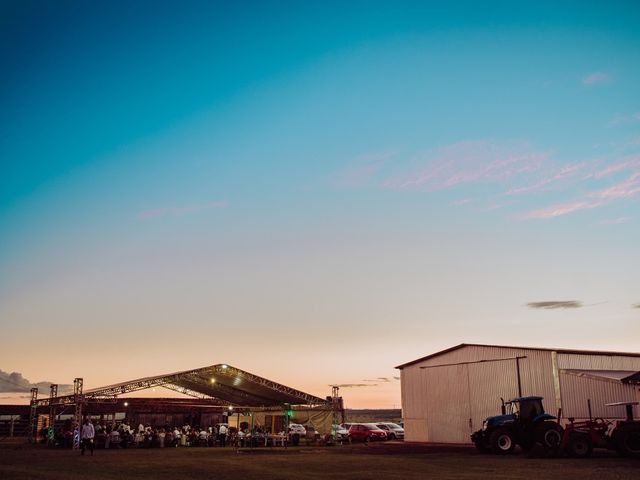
[72,378,83,450]
[28,388,38,443]
[48,384,57,443]
[34,363,330,411]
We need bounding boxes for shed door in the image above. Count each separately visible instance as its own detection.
[466,360,519,433]
[422,364,472,443]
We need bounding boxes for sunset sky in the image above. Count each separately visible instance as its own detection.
[1,1,639,408]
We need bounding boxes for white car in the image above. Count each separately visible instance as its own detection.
[375,422,405,440]
[332,424,348,440]
[288,423,306,435]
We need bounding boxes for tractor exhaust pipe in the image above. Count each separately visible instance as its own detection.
[588,399,592,421]
[500,397,506,415]
[556,407,562,425]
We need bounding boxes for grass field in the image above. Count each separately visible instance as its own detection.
[1,441,638,480]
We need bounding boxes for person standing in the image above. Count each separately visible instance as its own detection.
[218,424,228,447]
[80,419,95,456]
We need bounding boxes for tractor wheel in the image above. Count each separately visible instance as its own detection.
[489,428,515,455]
[536,421,563,456]
[474,439,491,454]
[616,426,640,458]
[519,438,534,454]
[568,433,593,458]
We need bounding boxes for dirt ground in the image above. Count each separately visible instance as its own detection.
[0,441,638,480]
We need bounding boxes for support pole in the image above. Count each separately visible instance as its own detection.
[48,384,58,446]
[28,388,38,443]
[73,378,83,450]
[331,386,340,432]
[515,357,523,397]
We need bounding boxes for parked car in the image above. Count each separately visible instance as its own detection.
[288,423,306,435]
[304,425,320,439]
[376,422,404,440]
[332,424,349,441]
[348,423,387,442]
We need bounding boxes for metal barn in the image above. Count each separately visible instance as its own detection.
[397,344,640,443]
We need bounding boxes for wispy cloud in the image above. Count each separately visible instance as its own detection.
[520,160,640,219]
[590,156,640,179]
[382,140,548,190]
[505,162,589,196]
[599,216,633,225]
[589,172,640,200]
[582,71,611,86]
[451,197,477,206]
[139,200,228,220]
[608,112,640,127]
[337,138,640,221]
[527,301,582,310]
[481,201,517,212]
[332,151,396,187]
[520,200,603,219]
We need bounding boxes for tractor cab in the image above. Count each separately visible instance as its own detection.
[605,401,639,424]
[505,396,546,422]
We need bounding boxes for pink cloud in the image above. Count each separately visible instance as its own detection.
[338,138,639,221]
[383,141,548,190]
[599,217,633,225]
[333,151,396,187]
[591,156,640,179]
[521,171,640,220]
[451,197,477,206]
[521,200,604,219]
[589,172,640,199]
[139,208,167,220]
[139,200,228,220]
[582,71,610,86]
[505,162,589,195]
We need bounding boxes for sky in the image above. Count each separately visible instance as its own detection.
[1,0,639,408]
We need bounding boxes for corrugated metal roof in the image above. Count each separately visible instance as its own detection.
[396,343,640,369]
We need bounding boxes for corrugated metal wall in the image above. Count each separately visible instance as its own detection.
[401,346,557,443]
[559,372,639,419]
[558,353,640,420]
[401,346,640,443]
[422,364,471,443]
[557,353,640,370]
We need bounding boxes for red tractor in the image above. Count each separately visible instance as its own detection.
[561,401,640,458]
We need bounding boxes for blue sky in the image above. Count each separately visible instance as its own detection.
[1,1,639,407]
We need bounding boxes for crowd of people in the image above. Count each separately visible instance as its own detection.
[92,421,234,448]
[47,419,288,450]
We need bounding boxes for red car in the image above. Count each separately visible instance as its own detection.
[348,423,387,442]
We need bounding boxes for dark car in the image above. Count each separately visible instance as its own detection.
[348,423,387,442]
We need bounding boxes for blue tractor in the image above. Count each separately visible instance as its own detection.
[471,396,563,455]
